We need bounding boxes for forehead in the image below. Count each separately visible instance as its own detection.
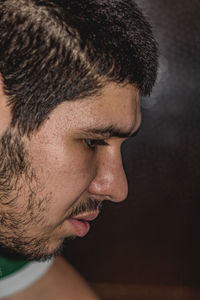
[37,82,141,137]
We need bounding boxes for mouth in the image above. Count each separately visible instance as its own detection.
[68,211,99,237]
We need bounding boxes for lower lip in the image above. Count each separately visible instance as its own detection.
[68,218,90,237]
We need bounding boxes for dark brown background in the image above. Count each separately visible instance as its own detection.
[63,0,200,293]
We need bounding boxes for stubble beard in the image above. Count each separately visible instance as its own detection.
[0,128,61,261]
[0,128,103,261]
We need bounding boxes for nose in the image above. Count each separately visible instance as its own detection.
[88,145,128,203]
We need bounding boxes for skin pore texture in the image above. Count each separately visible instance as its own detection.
[0,81,141,262]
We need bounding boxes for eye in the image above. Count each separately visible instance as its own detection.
[85,139,108,150]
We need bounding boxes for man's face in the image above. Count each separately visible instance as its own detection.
[0,82,141,261]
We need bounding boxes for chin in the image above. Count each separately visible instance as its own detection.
[43,238,64,257]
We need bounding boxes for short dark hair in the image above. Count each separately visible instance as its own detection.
[0,0,158,135]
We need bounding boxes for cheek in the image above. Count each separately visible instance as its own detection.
[38,142,95,181]
[48,151,95,196]
[29,138,96,218]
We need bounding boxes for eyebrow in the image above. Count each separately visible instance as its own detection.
[80,125,140,139]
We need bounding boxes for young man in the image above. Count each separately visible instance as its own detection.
[0,0,158,298]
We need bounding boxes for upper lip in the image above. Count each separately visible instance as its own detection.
[71,211,99,222]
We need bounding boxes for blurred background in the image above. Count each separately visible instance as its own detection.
[63,0,200,299]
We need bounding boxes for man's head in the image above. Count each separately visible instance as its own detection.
[0,0,158,261]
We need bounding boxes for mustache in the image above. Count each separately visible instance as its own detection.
[68,198,103,219]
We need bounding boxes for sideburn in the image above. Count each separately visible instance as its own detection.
[0,129,28,206]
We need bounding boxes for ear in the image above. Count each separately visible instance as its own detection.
[0,73,4,96]
[0,73,7,99]
[0,73,12,134]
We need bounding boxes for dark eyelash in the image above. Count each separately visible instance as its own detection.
[85,139,108,150]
